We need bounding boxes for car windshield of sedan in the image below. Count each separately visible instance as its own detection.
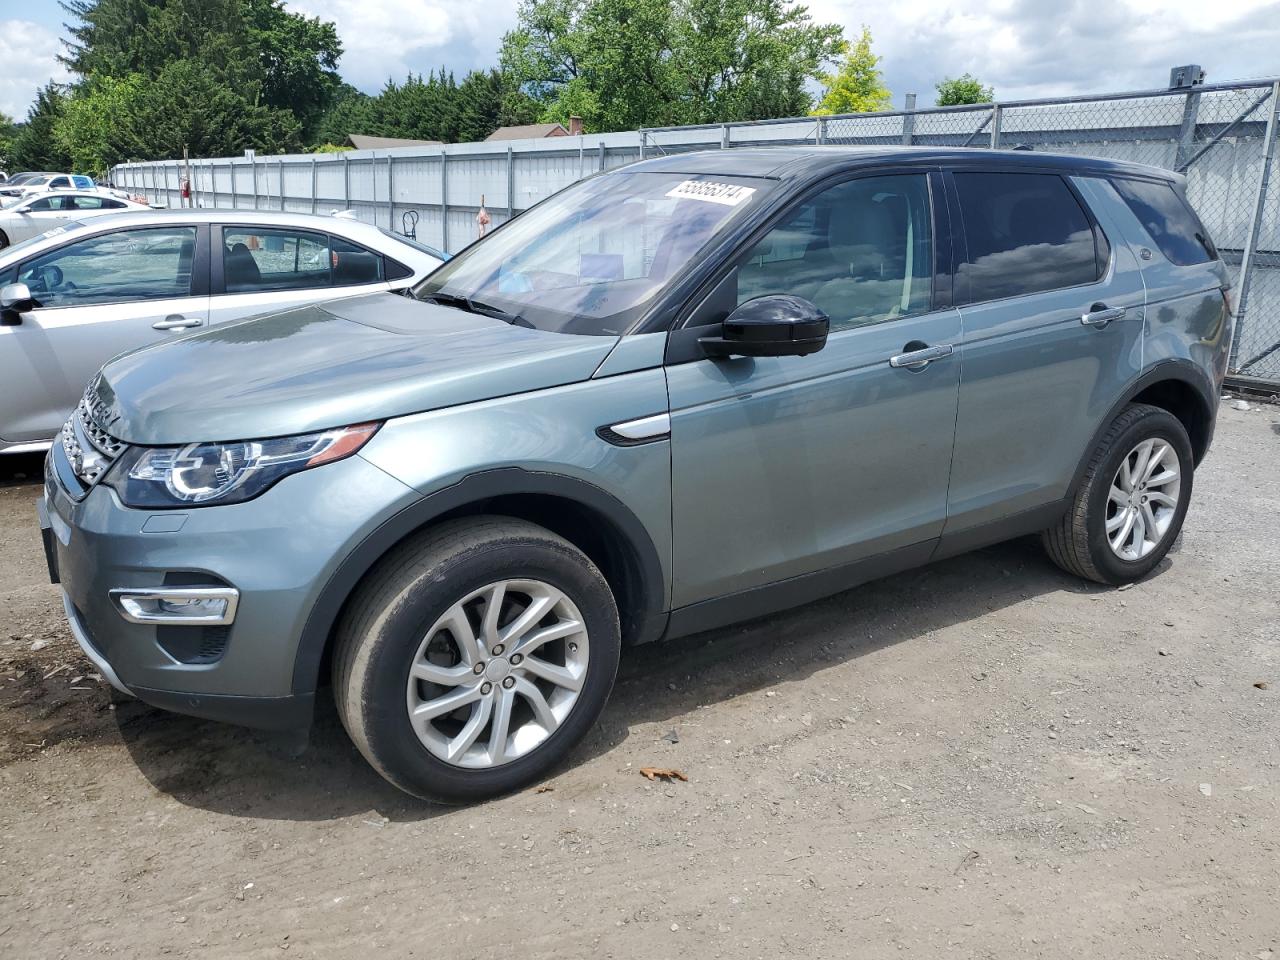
[413,172,771,335]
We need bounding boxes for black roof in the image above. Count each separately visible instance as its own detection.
[627,146,1178,183]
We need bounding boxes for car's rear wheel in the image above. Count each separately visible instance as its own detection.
[0,230,9,251]
[1043,403,1194,584]
[333,516,620,803]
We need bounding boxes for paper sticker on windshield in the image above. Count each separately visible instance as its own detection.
[666,180,756,206]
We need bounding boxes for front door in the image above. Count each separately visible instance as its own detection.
[7,195,77,244]
[666,172,961,609]
[0,224,209,443]
[942,169,1147,534]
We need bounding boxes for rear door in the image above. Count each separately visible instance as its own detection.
[941,167,1146,537]
[0,223,210,443]
[209,225,392,323]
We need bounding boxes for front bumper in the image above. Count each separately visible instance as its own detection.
[40,443,416,731]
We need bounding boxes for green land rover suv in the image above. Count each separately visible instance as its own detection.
[37,148,1231,801]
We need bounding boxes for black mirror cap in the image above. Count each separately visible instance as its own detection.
[699,294,829,358]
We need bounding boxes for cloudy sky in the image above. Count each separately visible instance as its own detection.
[3,0,1279,122]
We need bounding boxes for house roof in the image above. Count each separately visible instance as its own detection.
[345,134,443,150]
[484,123,569,142]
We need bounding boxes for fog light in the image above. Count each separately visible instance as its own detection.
[110,588,239,626]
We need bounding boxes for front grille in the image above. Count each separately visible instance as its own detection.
[60,383,127,489]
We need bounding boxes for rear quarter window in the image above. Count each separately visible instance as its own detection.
[1110,177,1216,266]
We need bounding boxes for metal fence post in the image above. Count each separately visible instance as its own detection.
[507,145,515,218]
[311,156,318,214]
[440,152,450,253]
[387,155,395,229]
[902,93,917,146]
[1175,89,1202,169]
[229,161,237,208]
[278,161,286,211]
[343,153,350,209]
[816,117,827,145]
[1230,79,1280,371]
[598,141,606,171]
[721,124,730,149]
[639,129,647,160]
[989,104,1003,149]
[251,155,259,209]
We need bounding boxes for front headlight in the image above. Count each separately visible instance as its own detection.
[107,422,381,508]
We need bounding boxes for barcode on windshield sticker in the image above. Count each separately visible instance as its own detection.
[666,180,756,206]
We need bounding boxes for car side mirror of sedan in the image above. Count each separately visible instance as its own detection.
[0,282,35,325]
[699,294,830,358]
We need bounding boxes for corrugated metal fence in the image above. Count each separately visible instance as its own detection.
[111,77,1280,387]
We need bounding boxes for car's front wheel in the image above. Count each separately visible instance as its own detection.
[1043,403,1194,584]
[333,516,620,803]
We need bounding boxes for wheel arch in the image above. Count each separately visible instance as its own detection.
[1069,359,1217,498]
[290,468,669,697]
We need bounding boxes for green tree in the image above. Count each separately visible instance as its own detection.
[0,112,17,171]
[935,73,994,106]
[9,83,74,171]
[312,83,376,148]
[811,26,891,116]
[59,0,339,144]
[501,0,844,132]
[55,62,300,173]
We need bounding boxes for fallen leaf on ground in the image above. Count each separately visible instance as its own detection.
[1254,681,1269,690]
[640,767,688,782]
[535,785,554,793]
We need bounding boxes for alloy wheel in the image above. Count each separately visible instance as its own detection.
[405,579,589,768]
[1105,437,1181,561]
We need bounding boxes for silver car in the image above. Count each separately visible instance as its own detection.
[0,191,150,249]
[0,209,445,453]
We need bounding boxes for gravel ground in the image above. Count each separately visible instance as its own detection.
[0,401,1277,959]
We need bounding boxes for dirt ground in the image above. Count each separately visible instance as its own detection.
[1,402,1277,960]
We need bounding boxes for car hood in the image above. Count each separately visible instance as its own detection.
[94,293,620,446]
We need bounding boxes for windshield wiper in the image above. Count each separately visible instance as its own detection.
[421,291,533,328]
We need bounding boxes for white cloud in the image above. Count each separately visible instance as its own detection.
[287,0,520,90]
[808,0,1280,106]
[0,19,72,120]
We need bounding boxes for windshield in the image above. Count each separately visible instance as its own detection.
[413,172,769,335]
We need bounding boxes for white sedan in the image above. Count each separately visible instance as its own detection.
[0,209,446,453]
[0,191,150,250]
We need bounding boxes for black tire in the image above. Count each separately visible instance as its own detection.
[333,516,620,803]
[0,230,9,251]
[1043,403,1194,585]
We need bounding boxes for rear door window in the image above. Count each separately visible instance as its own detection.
[222,228,331,293]
[1110,177,1216,265]
[952,172,1104,304]
[221,228,385,293]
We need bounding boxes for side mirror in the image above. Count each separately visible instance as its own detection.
[699,294,829,358]
[0,282,34,325]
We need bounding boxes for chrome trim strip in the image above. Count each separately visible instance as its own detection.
[61,592,132,695]
[608,412,671,441]
[2,440,53,455]
[109,587,240,626]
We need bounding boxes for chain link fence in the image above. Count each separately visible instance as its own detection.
[113,78,1280,387]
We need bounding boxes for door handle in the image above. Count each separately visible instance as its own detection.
[1081,304,1127,327]
[152,316,203,331]
[889,343,954,369]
